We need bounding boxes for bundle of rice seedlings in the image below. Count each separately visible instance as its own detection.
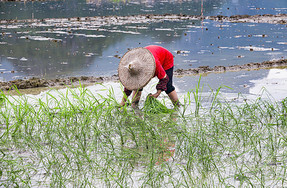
[142,95,173,114]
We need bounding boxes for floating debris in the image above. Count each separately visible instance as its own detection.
[74,34,106,38]
[176,50,190,55]
[85,53,95,57]
[20,57,28,61]
[113,55,121,59]
[238,46,279,51]
[253,34,268,37]
[183,60,198,63]
[7,57,17,60]
[36,30,70,35]
[108,30,141,34]
[155,28,174,31]
[20,35,62,42]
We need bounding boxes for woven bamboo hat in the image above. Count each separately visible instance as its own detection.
[118,47,155,90]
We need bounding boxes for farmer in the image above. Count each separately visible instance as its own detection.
[118,45,180,107]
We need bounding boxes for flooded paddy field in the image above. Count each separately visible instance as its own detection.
[1,79,287,187]
[1,71,287,187]
[1,0,287,187]
[0,13,286,88]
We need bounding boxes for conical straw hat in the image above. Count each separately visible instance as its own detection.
[118,47,155,90]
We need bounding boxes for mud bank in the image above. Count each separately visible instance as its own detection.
[1,14,286,28]
[1,59,286,91]
[0,75,119,91]
[207,14,287,24]
[174,59,287,76]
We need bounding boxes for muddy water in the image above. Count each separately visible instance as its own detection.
[0,15,286,80]
[0,0,287,100]
[175,68,287,101]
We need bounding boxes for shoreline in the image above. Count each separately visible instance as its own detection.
[1,13,286,26]
[207,14,287,24]
[1,59,286,91]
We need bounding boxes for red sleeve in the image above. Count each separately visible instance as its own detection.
[156,76,169,91]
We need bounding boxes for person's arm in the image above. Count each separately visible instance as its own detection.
[150,74,169,98]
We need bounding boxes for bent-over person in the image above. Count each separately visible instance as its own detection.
[118,45,180,108]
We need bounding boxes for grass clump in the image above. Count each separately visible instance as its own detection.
[142,95,174,114]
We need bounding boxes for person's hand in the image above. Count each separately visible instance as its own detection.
[149,90,161,98]
[149,93,159,98]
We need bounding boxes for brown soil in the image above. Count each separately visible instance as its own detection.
[0,75,119,91]
[1,14,286,26]
[1,59,286,91]
[207,14,287,24]
[174,59,287,76]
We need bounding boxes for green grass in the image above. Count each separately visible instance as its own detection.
[142,95,175,114]
[0,82,287,187]
[0,92,4,106]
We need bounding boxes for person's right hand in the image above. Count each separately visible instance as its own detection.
[149,90,162,98]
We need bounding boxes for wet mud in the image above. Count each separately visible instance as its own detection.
[1,59,286,91]
[207,14,287,24]
[174,59,287,76]
[0,75,119,91]
[1,13,286,27]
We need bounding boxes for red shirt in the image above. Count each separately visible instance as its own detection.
[145,45,174,80]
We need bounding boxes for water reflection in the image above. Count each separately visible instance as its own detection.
[0,16,286,81]
[0,0,223,20]
[0,0,286,83]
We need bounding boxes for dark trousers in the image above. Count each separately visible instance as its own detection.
[138,66,175,94]
[165,66,175,94]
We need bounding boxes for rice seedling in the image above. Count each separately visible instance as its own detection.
[0,81,287,187]
[142,95,174,114]
[0,92,4,106]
